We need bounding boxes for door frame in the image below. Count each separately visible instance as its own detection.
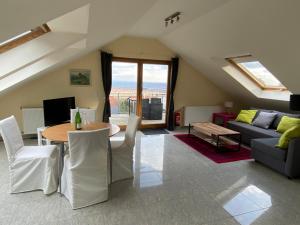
[112,56,171,129]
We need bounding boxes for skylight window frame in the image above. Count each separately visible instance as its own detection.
[226,55,287,91]
[0,24,50,54]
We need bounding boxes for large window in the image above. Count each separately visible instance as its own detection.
[226,55,286,91]
[0,24,50,54]
[110,57,170,128]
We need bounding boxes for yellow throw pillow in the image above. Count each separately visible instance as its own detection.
[277,126,300,149]
[235,110,258,124]
[276,116,300,133]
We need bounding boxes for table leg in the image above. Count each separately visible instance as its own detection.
[188,123,191,136]
[214,133,241,153]
[216,135,220,152]
[108,139,112,199]
[224,118,228,127]
[212,114,216,124]
[238,134,241,151]
[59,142,64,197]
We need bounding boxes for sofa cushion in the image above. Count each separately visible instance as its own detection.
[251,138,286,161]
[277,116,300,133]
[235,110,258,124]
[277,126,300,149]
[250,108,274,121]
[271,111,300,129]
[252,112,277,129]
[227,121,281,139]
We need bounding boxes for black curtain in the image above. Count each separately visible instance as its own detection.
[101,51,113,122]
[167,57,179,130]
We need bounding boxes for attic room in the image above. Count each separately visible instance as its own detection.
[0,0,300,224]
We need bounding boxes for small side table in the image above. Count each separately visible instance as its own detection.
[212,112,237,127]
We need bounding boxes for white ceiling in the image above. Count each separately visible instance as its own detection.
[128,0,231,37]
[48,4,90,34]
[158,0,300,108]
[0,0,299,110]
[0,0,157,93]
[0,0,88,41]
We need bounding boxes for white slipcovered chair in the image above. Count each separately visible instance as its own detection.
[70,108,96,124]
[37,127,51,146]
[60,128,110,209]
[0,116,58,194]
[111,115,141,183]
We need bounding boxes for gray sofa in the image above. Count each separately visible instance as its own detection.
[227,120,280,146]
[227,109,300,178]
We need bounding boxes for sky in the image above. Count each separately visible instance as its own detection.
[240,61,283,87]
[112,62,168,83]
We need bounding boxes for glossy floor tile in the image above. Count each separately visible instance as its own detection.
[0,131,300,225]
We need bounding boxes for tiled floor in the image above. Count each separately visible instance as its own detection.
[1,131,300,225]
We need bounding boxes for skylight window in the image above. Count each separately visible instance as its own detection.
[0,31,31,46]
[0,24,50,54]
[226,55,286,91]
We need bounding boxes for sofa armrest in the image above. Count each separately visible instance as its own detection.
[285,138,300,178]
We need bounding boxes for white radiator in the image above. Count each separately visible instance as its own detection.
[22,108,44,134]
[183,106,223,126]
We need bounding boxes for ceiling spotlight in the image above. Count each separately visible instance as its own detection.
[164,12,181,28]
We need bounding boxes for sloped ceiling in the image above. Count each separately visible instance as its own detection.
[0,0,89,41]
[0,0,157,93]
[128,0,300,109]
[1,0,299,110]
[158,0,300,109]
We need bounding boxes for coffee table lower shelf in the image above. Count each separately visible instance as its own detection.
[188,123,242,152]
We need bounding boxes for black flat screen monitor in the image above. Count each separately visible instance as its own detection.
[43,97,75,126]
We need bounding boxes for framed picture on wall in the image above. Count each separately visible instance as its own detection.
[70,69,91,86]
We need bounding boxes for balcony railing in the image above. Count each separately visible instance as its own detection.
[110,92,166,115]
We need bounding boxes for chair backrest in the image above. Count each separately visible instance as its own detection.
[70,108,96,124]
[0,116,24,161]
[67,128,110,188]
[151,98,161,104]
[125,115,141,148]
[142,99,150,106]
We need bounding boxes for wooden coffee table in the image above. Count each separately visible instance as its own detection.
[188,122,241,152]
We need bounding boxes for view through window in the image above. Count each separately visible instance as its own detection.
[110,61,138,126]
[142,64,168,125]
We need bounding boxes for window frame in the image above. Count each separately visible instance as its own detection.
[226,55,287,91]
[111,56,171,129]
[0,24,51,54]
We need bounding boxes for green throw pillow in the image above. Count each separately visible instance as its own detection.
[276,116,300,133]
[235,110,258,124]
[277,125,300,149]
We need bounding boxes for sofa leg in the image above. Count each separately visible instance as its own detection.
[287,176,292,180]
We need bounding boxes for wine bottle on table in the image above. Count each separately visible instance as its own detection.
[75,108,82,130]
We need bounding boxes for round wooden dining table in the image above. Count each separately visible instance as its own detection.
[42,122,120,142]
[42,122,120,195]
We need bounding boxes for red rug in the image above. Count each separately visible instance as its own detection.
[174,134,252,163]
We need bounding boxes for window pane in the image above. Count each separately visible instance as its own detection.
[141,64,168,125]
[239,61,284,87]
[110,62,138,126]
